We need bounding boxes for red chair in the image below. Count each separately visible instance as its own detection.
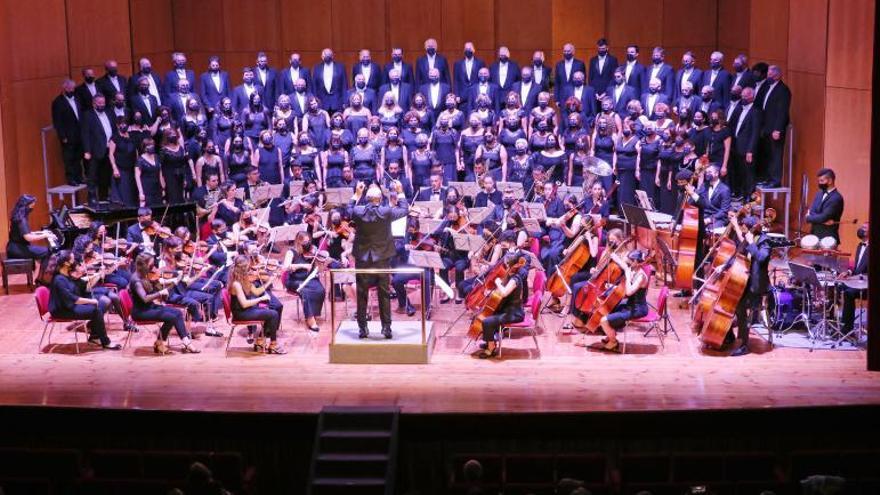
[221,288,267,357]
[35,286,89,354]
[529,237,541,259]
[118,289,167,350]
[498,288,544,357]
[631,285,678,347]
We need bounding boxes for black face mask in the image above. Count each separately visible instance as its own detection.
[731,94,741,102]
[503,198,515,208]
[818,183,829,192]
[119,125,128,133]
[392,55,402,63]
[139,87,149,95]
[142,67,152,75]
[652,57,662,65]
[145,145,156,154]
[262,137,273,145]
[115,101,125,108]
[445,101,455,109]
[464,50,473,58]
[301,241,312,251]
[626,54,636,62]
[426,48,436,56]
[95,105,106,112]
[533,59,542,67]
[857,227,867,240]
[370,125,380,132]
[166,135,178,144]
[233,142,244,150]
[64,90,75,98]
[108,68,118,76]
[299,139,310,146]
[516,148,526,155]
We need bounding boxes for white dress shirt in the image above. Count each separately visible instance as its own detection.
[142,94,153,116]
[108,76,121,93]
[65,95,79,119]
[533,66,543,85]
[323,63,334,93]
[762,80,779,109]
[650,64,662,82]
[211,72,222,93]
[96,111,112,143]
[520,81,532,105]
[258,68,268,86]
[613,83,624,104]
[565,59,573,80]
[735,103,752,136]
[709,69,720,87]
[430,83,440,108]
[625,61,636,82]
[597,55,606,74]
[465,58,473,80]
[498,62,508,88]
[427,54,436,71]
[361,64,372,85]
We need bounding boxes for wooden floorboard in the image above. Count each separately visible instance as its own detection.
[0,273,876,414]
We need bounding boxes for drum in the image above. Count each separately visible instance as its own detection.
[766,286,809,330]
[840,275,868,291]
[800,234,819,249]
[819,236,838,250]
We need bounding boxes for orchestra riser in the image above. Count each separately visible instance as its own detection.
[0,272,875,415]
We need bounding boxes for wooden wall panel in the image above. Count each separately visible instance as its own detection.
[826,0,875,90]
[787,0,828,75]
[717,0,750,55]
[607,0,662,55]
[552,0,605,52]
[663,0,717,48]
[786,70,825,216]
[331,0,386,51]
[66,0,132,70]
[7,0,68,81]
[281,0,332,52]
[497,0,551,51]
[388,0,441,52]
[749,0,789,65]
[441,0,494,61]
[130,0,174,55]
[173,0,224,53]
[222,0,280,53]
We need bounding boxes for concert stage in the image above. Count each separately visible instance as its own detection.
[0,272,876,415]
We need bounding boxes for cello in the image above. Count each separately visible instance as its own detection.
[672,162,707,289]
[699,217,752,349]
[468,256,527,340]
[573,236,631,314]
[583,253,631,333]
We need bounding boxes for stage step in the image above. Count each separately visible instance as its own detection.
[307,406,399,495]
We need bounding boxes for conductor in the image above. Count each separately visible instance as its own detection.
[350,181,409,339]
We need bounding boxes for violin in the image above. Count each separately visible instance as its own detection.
[333,219,354,239]
[183,240,209,255]
[102,237,129,252]
[143,222,172,238]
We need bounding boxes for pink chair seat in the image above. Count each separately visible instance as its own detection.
[632,309,660,323]
[504,315,536,329]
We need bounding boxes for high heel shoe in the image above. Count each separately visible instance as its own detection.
[253,337,266,353]
[153,340,172,355]
[181,343,201,354]
[267,342,287,354]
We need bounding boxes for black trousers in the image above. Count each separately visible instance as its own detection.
[53,298,111,345]
[133,305,189,340]
[61,142,83,184]
[481,308,525,343]
[731,152,755,198]
[392,267,432,310]
[234,306,280,339]
[735,291,763,344]
[841,287,867,331]
[356,257,392,331]
[758,135,785,184]
[86,155,112,202]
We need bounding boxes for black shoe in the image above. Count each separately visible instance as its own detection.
[723,332,735,346]
[308,325,320,333]
[760,181,781,189]
[358,328,369,339]
[673,290,692,297]
[102,343,122,350]
[730,344,750,357]
[479,342,488,350]
[440,297,450,304]
[405,303,416,317]
[382,327,392,339]
[455,298,463,304]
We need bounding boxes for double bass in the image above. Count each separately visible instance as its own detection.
[467,257,527,340]
[699,218,752,349]
[672,162,707,289]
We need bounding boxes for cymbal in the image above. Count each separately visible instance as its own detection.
[585,156,613,177]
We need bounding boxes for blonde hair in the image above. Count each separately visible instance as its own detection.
[228,255,253,295]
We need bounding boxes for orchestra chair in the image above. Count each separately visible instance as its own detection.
[281,270,327,321]
[2,257,34,294]
[221,288,267,357]
[529,237,541,259]
[35,286,89,354]
[497,270,546,357]
[119,289,176,350]
[630,285,677,349]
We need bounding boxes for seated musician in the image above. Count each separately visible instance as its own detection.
[383,161,414,200]
[48,250,121,350]
[70,236,134,331]
[415,173,448,202]
[241,242,286,341]
[475,252,529,359]
[205,219,236,278]
[228,255,286,354]
[474,175,502,207]
[545,196,602,312]
[126,207,160,257]
[435,205,470,304]
[129,253,200,354]
[523,165,546,202]
[192,172,221,238]
[533,182,565,218]
[283,232,326,332]
[582,181,611,220]
[840,223,869,338]
[698,165,731,229]
[392,216,434,317]
[243,166,268,203]
[214,180,246,229]
[6,194,52,279]
[432,186,465,220]
[728,214,771,356]
[595,249,651,353]
[568,228,625,329]
[486,187,520,229]
[158,236,222,336]
[289,161,317,183]
[458,226,510,300]
[76,221,132,288]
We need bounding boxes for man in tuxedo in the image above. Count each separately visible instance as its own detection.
[724,85,743,123]
[673,81,700,118]
[756,65,791,188]
[415,38,450,88]
[560,71,597,119]
[163,52,196,100]
[675,52,703,100]
[198,56,231,112]
[730,215,772,356]
[383,161,413,200]
[109,92,131,123]
[840,223,868,336]
[730,54,755,94]
[751,62,770,102]
[346,74,377,112]
[453,42,485,95]
[288,78,312,118]
[467,67,500,113]
[52,79,83,185]
[169,79,199,124]
[697,86,722,116]
[730,87,761,199]
[530,51,552,92]
[75,68,101,110]
[278,53,312,97]
[805,168,844,242]
[80,95,117,204]
[414,174,448,202]
[350,182,409,339]
[419,68,451,116]
[646,47,675,101]
[489,46,519,93]
[640,78,669,119]
[606,68,636,115]
[378,68,412,109]
[554,43,586,102]
[352,49,382,92]
[702,51,732,107]
[130,76,160,124]
[384,47,414,85]
[96,60,127,101]
[313,48,347,114]
[512,67,540,112]
[254,52,277,110]
[698,165,731,229]
[622,45,646,93]
[232,67,263,112]
[588,38,618,97]
[127,58,163,105]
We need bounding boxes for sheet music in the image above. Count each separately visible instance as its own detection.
[324,187,355,205]
[449,181,481,198]
[496,181,524,199]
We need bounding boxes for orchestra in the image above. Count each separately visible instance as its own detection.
[12,41,868,360]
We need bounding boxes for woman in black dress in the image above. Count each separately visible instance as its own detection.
[6,195,53,278]
[657,131,685,214]
[135,138,164,206]
[226,135,252,187]
[706,110,732,177]
[614,122,640,209]
[158,128,195,204]
[241,92,270,149]
[638,124,662,206]
[108,117,139,207]
[211,97,237,147]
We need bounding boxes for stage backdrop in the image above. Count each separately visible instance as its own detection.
[0,0,873,248]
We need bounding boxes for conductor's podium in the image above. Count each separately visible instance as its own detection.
[328,268,436,364]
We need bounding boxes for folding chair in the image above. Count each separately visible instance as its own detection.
[35,286,89,354]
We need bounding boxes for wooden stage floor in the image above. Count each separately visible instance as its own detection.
[0,273,877,415]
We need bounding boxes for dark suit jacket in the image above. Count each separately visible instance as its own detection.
[452,57,485,95]
[414,186,448,202]
[698,180,732,224]
[674,68,704,99]
[467,83,502,113]
[75,83,101,110]
[383,62,414,85]
[377,82,413,109]
[640,92,670,119]
[288,90,312,118]
[724,100,741,123]
[805,189,844,241]
[52,94,82,145]
[644,63,675,100]
[621,62,646,93]
[130,93,160,123]
[96,73,128,100]
[731,104,761,156]
[418,83,452,115]
[510,81,539,112]
[852,243,868,276]
[730,70,755,91]
[198,71,231,110]
[696,100,723,117]
[163,69,196,98]
[554,58,587,101]
[350,201,409,262]
[759,81,791,136]
[560,85,597,116]
[607,83,638,114]
[254,67,278,108]
[745,234,772,294]
[232,84,264,113]
[701,68,732,106]
[345,88,378,113]
[674,96,700,118]
[312,61,348,111]
[474,189,503,208]
[80,110,117,160]
[489,60,520,92]
[127,72,164,103]
[277,66,312,96]
[415,54,451,87]
[588,54,618,94]
[168,92,200,124]
[351,62,383,91]
[530,64,552,92]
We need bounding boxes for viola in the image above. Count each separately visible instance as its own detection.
[467,257,527,340]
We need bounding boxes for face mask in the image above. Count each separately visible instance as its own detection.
[388,134,399,142]
[574,79,584,87]
[626,54,636,62]
[108,68,118,76]
[711,62,721,70]
[95,105,106,112]
[295,87,305,94]
[503,198,515,208]
[652,57,662,65]
[622,129,632,137]
[356,82,366,90]
[417,141,428,149]
[731,94,741,102]
[166,135,178,144]
[115,101,125,108]
[233,142,244,150]
[857,227,867,240]
[299,139,310,146]
[478,75,489,83]
[649,86,658,94]
[301,241,312,251]
[206,147,216,155]
[674,138,684,146]
[140,87,149,95]
[683,146,693,154]
[516,148,526,155]
[142,67,152,75]
[539,101,548,108]
[564,52,573,61]
[470,122,479,129]
[64,90,75,98]
[656,112,667,119]
[392,55,402,63]
[499,55,508,62]
[322,56,332,64]
[331,141,341,149]
[522,74,532,83]
[426,48,436,56]
[445,101,455,109]
[710,117,720,125]
[358,137,368,145]
[262,137,273,145]
[818,183,829,192]
[119,125,128,133]
[145,145,156,154]
[370,125,380,132]
[464,49,474,58]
